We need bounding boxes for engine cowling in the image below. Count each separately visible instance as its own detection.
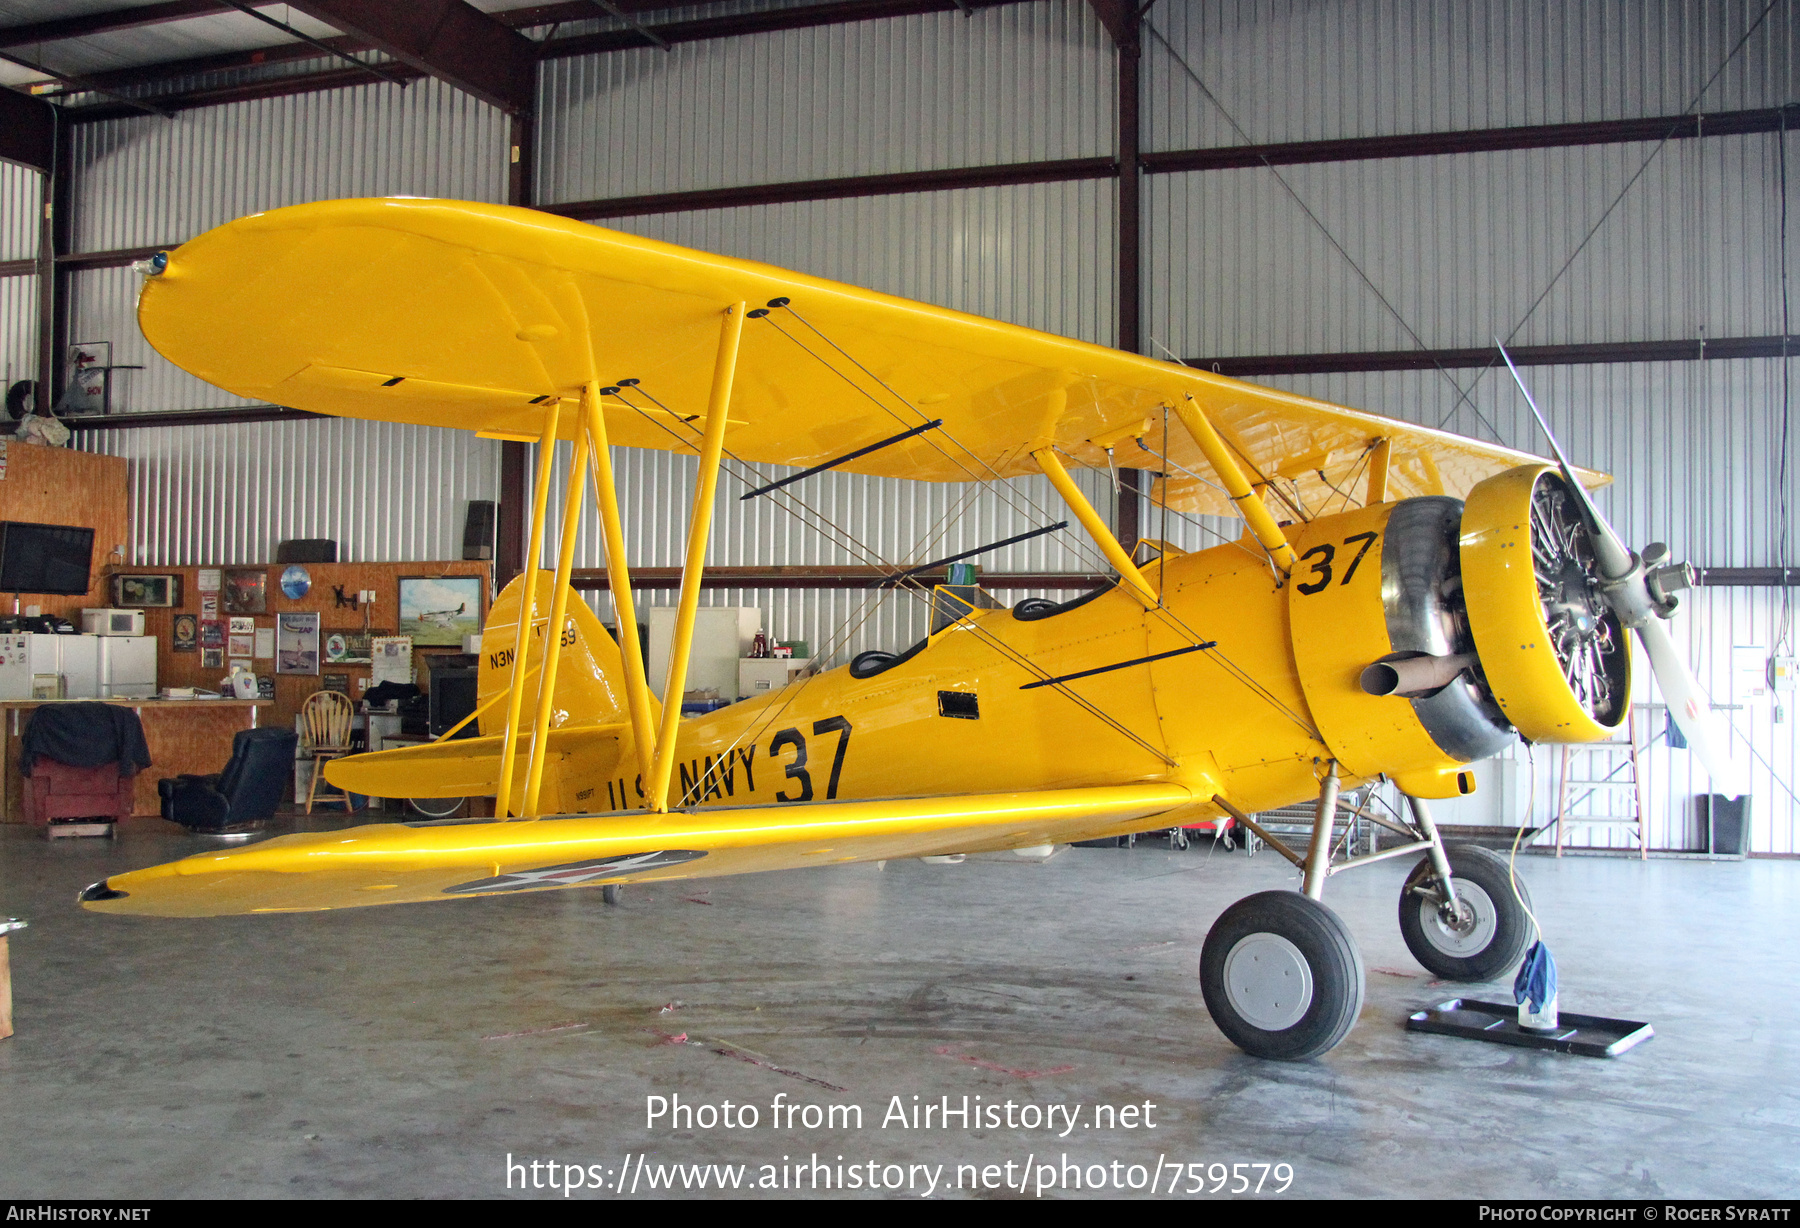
[1459,463,1631,742]
[1288,464,1630,796]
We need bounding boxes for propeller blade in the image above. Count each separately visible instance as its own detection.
[1494,339,1635,578]
[1636,618,1743,794]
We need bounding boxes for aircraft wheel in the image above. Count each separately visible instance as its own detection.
[602,884,623,906]
[1200,891,1365,1061]
[1398,843,1532,982]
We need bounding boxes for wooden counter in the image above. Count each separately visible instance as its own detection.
[0,698,271,822]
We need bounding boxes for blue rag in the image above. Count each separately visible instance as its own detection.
[1513,940,1558,1013]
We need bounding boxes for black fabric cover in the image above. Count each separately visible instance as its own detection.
[362,681,419,709]
[159,727,297,832]
[20,703,152,777]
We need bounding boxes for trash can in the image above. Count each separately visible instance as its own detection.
[1697,793,1750,857]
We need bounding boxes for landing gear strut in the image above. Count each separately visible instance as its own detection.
[1202,764,1533,1060]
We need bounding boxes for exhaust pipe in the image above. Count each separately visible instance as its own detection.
[1360,652,1478,698]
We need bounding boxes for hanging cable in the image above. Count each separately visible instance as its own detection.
[1142,19,1508,447]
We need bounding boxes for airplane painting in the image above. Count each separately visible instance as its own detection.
[79,198,1732,1061]
[398,576,483,646]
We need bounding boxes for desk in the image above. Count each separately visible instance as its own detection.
[0,699,271,821]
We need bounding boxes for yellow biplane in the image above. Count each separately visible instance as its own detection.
[82,198,1729,1060]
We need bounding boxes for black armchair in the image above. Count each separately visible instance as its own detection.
[158,727,298,833]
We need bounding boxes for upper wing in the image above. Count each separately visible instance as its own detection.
[80,783,1194,917]
[138,198,1598,517]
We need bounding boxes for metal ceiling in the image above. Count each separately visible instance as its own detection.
[0,0,872,103]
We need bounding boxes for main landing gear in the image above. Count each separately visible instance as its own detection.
[1202,763,1533,1060]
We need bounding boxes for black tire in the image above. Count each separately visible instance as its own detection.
[405,796,466,819]
[602,884,623,906]
[1200,891,1365,1061]
[1398,843,1533,982]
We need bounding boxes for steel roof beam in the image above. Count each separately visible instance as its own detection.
[0,1,285,49]
[540,0,1024,59]
[1082,0,1135,47]
[282,0,536,113]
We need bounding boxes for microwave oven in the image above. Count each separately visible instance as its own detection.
[81,608,145,636]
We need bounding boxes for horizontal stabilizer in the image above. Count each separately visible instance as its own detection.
[81,783,1195,917]
[324,723,628,812]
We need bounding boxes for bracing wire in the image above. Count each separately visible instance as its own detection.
[600,385,1182,780]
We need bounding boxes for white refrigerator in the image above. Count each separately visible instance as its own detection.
[29,634,99,699]
[98,636,157,699]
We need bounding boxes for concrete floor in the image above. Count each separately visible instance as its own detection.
[2,817,1796,1200]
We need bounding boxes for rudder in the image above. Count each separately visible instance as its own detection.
[476,574,659,735]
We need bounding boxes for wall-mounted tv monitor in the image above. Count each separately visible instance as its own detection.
[0,521,96,596]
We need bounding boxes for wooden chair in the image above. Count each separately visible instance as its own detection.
[300,690,358,813]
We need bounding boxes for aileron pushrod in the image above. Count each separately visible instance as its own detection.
[875,521,1068,587]
[1018,641,1217,690]
[741,419,945,500]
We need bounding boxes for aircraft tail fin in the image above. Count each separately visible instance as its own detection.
[475,573,660,736]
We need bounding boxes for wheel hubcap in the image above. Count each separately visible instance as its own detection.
[1418,879,1498,956]
[1223,932,1314,1031]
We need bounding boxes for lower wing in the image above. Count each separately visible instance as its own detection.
[80,783,1196,917]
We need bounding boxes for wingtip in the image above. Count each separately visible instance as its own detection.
[78,880,128,905]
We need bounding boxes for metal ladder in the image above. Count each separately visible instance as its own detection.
[1554,707,1646,858]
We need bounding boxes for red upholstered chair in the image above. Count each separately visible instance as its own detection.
[22,759,137,827]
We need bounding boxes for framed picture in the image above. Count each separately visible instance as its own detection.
[112,573,182,608]
[323,630,380,665]
[201,647,223,670]
[399,576,484,648]
[172,614,198,653]
[370,636,414,688]
[276,612,320,675]
[200,620,225,649]
[223,568,267,614]
[321,673,350,695]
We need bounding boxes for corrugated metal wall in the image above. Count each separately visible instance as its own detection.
[73,418,500,565]
[0,274,35,394]
[1,160,41,394]
[601,183,1116,345]
[1,159,40,262]
[1147,132,1793,359]
[1143,0,1798,150]
[536,1,1112,203]
[70,75,508,252]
